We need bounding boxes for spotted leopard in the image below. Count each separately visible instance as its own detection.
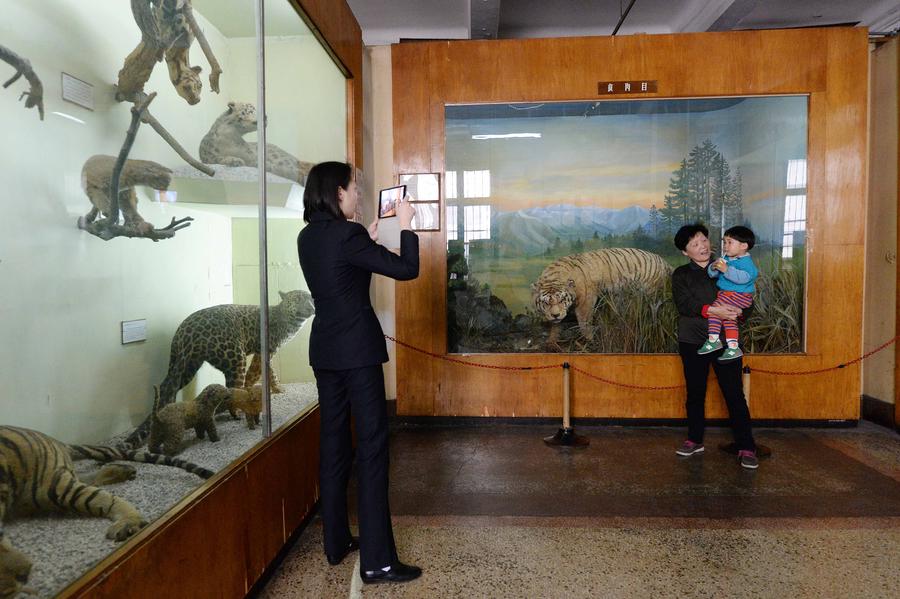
[199,101,313,184]
[125,290,314,447]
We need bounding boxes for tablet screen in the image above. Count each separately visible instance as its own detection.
[378,185,405,219]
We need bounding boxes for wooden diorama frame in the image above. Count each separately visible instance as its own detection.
[392,28,868,422]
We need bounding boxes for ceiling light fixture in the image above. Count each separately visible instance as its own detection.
[471,133,542,140]
[51,111,85,124]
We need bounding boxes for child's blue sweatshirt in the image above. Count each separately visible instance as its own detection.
[708,254,758,293]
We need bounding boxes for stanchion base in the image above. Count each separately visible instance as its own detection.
[543,427,590,447]
[718,442,772,458]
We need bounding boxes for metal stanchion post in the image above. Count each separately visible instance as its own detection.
[543,362,589,447]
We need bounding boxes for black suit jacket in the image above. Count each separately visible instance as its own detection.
[297,212,419,370]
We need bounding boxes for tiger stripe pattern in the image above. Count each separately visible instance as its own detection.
[0,425,213,594]
[532,248,671,342]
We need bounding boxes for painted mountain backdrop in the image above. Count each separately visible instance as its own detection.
[492,204,650,255]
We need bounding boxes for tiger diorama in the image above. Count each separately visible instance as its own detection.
[125,290,314,447]
[0,425,212,597]
[532,248,671,345]
[198,101,314,184]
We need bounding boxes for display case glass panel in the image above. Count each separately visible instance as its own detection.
[444,97,807,354]
[0,1,337,595]
[262,0,347,432]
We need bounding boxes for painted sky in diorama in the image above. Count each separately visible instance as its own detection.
[445,96,807,354]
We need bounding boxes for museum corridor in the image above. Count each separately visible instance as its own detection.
[256,422,900,598]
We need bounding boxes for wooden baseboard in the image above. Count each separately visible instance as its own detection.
[59,406,320,599]
[861,395,897,430]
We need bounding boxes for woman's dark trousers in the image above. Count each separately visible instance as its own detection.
[678,342,756,451]
[315,365,398,571]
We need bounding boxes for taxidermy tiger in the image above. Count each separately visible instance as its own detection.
[78,154,173,235]
[148,385,225,456]
[0,425,213,596]
[199,101,314,184]
[532,248,671,345]
[125,290,314,448]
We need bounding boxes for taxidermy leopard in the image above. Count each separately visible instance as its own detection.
[149,385,225,456]
[118,0,206,105]
[199,101,314,184]
[125,290,314,448]
[223,386,263,430]
[78,154,172,235]
[0,425,213,596]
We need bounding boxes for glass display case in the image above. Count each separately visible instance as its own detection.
[0,1,344,596]
[444,97,808,355]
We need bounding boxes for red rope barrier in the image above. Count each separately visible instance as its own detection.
[385,335,560,371]
[384,334,900,387]
[748,334,900,375]
[569,365,685,390]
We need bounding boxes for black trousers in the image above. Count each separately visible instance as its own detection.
[314,365,397,571]
[678,341,755,451]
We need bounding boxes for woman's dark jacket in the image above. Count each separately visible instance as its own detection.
[298,212,419,370]
[671,257,751,345]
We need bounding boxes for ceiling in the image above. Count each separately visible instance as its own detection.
[346,0,900,46]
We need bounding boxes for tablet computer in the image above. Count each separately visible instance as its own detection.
[378,184,406,219]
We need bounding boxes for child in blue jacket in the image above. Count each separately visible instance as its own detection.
[697,226,758,362]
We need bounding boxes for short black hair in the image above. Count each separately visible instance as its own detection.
[724,225,755,250]
[673,223,708,251]
[302,161,353,223]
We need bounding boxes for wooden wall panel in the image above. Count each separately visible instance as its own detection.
[393,28,869,421]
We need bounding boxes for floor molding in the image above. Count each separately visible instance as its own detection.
[861,394,897,431]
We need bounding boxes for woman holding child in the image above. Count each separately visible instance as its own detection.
[671,223,759,470]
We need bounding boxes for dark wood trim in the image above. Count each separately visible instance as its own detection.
[389,415,858,429]
[59,407,321,599]
[862,394,898,430]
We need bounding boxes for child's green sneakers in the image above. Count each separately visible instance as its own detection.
[697,339,723,354]
[718,346,743,362]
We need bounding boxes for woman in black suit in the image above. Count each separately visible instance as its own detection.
[297,162,421,584]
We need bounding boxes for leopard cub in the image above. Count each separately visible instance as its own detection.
[149,384,227,455]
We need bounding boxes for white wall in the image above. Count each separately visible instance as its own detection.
[0,1,237,443]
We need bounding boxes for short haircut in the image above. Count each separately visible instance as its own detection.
[673,223,709,251]
[302,161,353,223]
[724,225,755,250]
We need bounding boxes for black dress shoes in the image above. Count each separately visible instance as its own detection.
[325,537,359,566]
[360,561,422,584]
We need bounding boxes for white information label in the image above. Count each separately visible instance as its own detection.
[61,72,94,110]
[121,319,147,344]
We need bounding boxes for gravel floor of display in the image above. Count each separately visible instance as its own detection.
[5,382,318,599]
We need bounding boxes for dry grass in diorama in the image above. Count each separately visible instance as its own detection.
[543,268,804,355]
[449,260,804,355]
[743,265,804,353]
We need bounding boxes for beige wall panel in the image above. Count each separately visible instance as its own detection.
[865,38,898,404]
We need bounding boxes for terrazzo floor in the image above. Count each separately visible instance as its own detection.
[256,421,900,599]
